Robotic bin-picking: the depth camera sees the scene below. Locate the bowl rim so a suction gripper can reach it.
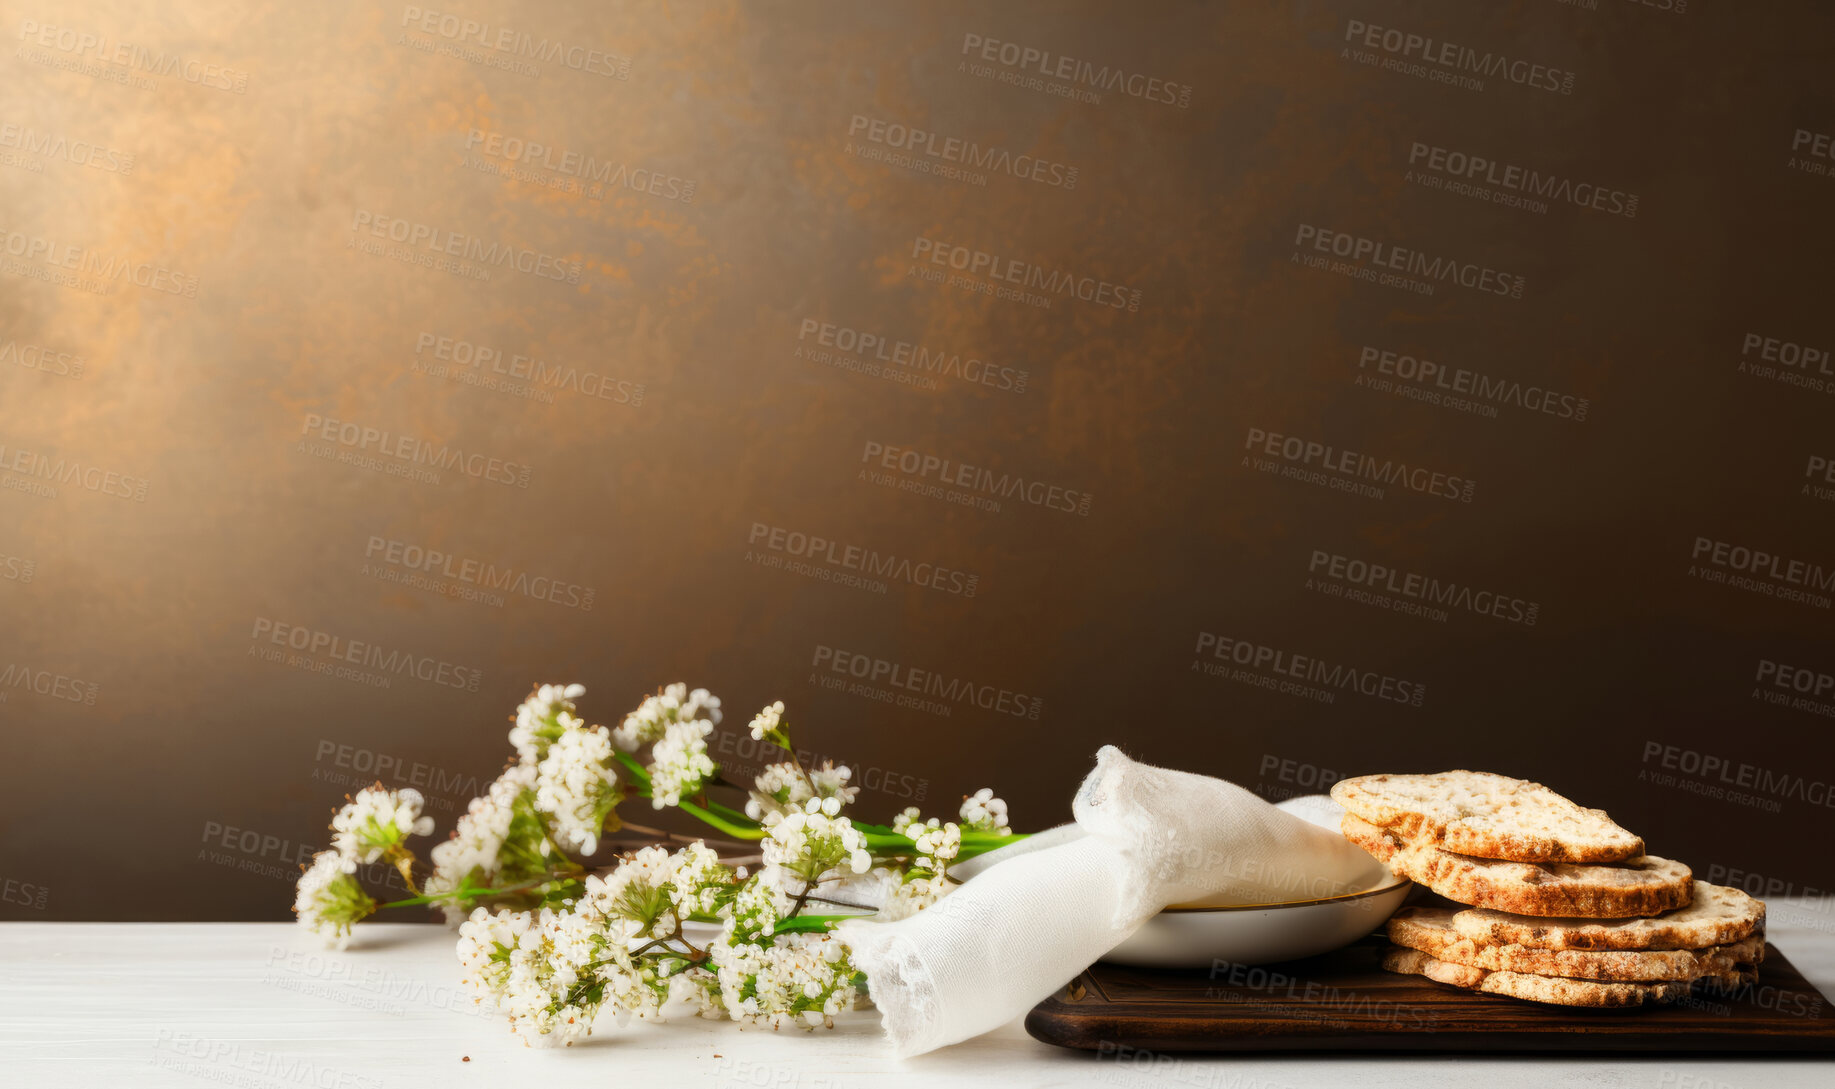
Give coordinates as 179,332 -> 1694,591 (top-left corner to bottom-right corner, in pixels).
1159,872 -> 1411,913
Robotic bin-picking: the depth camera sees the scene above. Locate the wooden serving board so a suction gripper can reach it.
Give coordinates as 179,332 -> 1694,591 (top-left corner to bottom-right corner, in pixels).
1026,936 -> 1835,1053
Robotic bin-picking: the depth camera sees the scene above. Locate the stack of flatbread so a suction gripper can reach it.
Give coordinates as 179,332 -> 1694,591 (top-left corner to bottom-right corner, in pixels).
1332,771 -> 1767,1008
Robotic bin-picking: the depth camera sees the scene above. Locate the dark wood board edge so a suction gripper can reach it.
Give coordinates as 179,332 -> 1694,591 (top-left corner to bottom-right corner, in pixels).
1026,942 -> 1835,1055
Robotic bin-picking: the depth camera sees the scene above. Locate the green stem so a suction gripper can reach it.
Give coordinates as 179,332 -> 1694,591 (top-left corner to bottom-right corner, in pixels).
700,797 -> 755,826
677,799 -> 765,841
376,873 -> 578,911
953,833 -> 1030,860
613,750 -> 650,785
773,913 -> 853,935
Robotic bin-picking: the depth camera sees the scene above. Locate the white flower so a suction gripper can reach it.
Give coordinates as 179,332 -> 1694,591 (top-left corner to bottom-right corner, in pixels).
425,765 -> 550,923
578,846 -> 680,934
647,717 -> 715,808
293,851 -> 375,949
908,817 -> 962,877
457,843 -> 741,1045
614,683 -> 720,751
707,930 -> 859,1029
458,905 -> 657,1046
760,803 -> 871,895
329,785 -> 434,864
891,806 -> 923,834
958,788 -> 1010,835
744,760 -> 859,820
875,872 -> 950,921
725,872 -> 787,945
748,700 -> 785,743
510,683 -> 586,766
535,722 -> 623,855
669,841 -> 733,919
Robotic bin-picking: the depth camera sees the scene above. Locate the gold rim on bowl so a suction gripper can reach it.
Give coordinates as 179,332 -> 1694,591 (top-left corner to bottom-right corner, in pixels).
1159,873 -> 1411,913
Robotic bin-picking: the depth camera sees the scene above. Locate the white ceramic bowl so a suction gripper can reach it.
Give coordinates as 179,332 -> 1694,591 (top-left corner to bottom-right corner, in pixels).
1101,862 -> 1411,969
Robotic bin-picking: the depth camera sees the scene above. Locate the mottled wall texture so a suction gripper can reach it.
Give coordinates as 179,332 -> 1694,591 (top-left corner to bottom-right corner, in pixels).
3,1 -> 1833,920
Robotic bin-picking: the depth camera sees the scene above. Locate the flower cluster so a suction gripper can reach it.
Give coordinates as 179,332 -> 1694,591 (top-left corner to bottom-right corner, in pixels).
745,760 -> 859,821
958,788 -> 1011,835
423,765 -> 560,923
536,722 -> 624,854
761,800 -> 873,895
456,840 -> 858,1045
615,684 -> 721,751
293,851 -> 374,949
707,931 -> 859,1030
646,717 -> 715,809
510,683 -> 586,766
330,785 -> 435,864
293,784 -> 433,943
296,682 -> 1023,1043
748,700 -> 787,745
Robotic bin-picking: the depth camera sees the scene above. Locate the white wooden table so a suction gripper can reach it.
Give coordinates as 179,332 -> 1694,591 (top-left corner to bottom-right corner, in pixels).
4,908 -> 1834,1088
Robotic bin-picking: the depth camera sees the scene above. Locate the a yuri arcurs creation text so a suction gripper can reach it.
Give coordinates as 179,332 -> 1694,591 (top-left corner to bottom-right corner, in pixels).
293,683 -> 1025,1044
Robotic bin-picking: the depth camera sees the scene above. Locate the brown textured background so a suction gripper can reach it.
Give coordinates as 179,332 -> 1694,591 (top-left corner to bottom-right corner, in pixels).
3,0 -> 1833,920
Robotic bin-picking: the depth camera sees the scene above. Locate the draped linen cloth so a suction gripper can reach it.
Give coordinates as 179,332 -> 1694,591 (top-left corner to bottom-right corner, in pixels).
836,746 -> 1374,1057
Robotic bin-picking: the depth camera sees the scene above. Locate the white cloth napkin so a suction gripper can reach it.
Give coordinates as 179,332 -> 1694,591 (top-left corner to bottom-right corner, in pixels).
836,746 -> 1375,1057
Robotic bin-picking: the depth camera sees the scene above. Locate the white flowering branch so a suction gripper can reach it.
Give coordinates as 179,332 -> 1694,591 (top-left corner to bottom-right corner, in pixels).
293,682 -> 1027,1044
